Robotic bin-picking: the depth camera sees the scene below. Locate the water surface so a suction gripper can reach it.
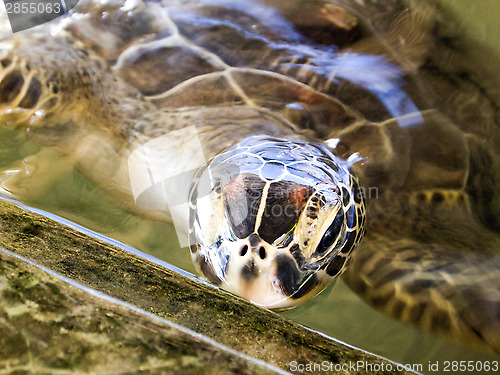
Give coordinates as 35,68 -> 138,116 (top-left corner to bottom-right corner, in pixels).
1,1 -> 500,373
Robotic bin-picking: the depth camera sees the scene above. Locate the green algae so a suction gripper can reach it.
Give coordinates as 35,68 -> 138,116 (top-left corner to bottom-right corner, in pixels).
0,198 -> 417,374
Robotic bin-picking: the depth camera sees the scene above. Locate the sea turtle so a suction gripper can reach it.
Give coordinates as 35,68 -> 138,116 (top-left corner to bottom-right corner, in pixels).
0,0 -> 499,354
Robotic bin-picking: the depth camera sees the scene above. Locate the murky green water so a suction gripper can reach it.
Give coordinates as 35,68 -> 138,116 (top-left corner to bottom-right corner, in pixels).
1,1 -> 500,374
439,0 -> 500,56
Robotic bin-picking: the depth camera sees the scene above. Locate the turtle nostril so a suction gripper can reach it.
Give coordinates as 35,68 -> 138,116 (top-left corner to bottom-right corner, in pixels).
240,245 -> 248,256
258,246 -> 266,259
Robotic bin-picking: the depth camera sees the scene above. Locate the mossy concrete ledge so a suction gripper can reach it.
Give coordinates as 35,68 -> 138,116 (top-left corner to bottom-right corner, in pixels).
0,197 -> 417,374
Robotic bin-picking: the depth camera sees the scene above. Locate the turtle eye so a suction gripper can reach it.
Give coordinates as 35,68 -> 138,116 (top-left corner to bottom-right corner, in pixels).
315,209 -> 343,255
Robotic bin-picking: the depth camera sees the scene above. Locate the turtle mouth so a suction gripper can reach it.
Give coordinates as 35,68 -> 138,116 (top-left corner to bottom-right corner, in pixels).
208,237 -> 286,308
219,239 -> 315,309
192,234 -> 328,309
241,259 -> 259,282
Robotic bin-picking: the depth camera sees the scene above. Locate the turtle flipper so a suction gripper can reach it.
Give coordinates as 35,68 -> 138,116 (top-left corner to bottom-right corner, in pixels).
344,191 -> 500,354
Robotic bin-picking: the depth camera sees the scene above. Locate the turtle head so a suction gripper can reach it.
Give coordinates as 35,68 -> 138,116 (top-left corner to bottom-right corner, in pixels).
188,136 -> 365,310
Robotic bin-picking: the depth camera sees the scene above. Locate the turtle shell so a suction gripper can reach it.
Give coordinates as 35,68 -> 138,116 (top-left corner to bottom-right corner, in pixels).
55,0 -> 499,221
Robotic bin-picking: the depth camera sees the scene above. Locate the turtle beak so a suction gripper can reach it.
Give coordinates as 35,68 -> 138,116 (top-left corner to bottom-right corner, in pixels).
192,234 -> 327,310
219,237 -> 289,308
226,260 -> 290,309
240,259 -> 259,282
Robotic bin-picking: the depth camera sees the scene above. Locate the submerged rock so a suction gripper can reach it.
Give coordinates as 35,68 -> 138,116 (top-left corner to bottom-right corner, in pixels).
0,198 -> 415,374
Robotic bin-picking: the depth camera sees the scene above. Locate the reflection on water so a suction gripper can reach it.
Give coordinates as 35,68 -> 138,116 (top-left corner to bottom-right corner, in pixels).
298,53 -> 424,128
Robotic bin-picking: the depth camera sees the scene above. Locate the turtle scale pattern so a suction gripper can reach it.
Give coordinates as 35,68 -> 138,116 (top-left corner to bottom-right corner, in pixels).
187,134 -> 366,305
0,0 -> 499,354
